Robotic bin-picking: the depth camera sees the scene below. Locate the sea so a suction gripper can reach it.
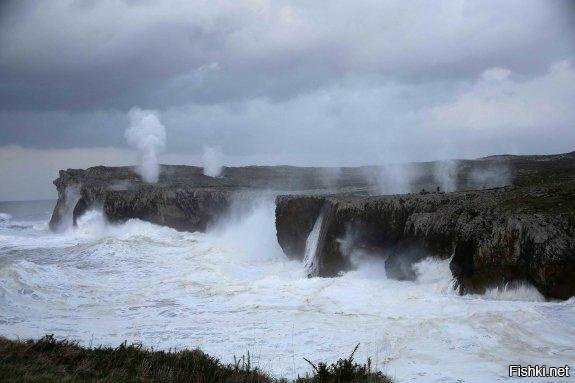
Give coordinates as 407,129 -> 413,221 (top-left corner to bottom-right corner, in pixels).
0,199 -> 573,382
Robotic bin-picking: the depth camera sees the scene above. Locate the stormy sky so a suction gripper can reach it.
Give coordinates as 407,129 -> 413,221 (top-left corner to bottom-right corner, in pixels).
1,0 -> 575,200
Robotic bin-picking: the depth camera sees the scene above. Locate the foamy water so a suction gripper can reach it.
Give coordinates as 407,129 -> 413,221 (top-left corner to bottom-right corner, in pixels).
0,200 -> 573,382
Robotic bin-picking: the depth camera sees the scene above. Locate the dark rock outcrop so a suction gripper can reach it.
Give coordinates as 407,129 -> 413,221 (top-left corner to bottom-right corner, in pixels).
276,180 -> 575,299
102,188 -> 233,232
49,151 -> 575,300
52,151 -> 563,232
275,196 -> 326,259
49,164 -> 376,232
276,152 -> 575,299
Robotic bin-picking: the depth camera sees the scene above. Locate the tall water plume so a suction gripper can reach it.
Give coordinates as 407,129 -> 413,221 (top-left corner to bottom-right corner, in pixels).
202,146 -> 223,177
433,160 -> 459,192
125,107 -> 166,183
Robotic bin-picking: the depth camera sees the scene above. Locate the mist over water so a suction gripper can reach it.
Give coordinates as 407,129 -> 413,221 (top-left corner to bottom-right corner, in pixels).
0,201 -> 574,382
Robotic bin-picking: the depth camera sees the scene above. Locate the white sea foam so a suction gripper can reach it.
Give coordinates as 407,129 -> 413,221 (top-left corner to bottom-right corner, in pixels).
0,202 -> 573,383
480,283 -> 546,302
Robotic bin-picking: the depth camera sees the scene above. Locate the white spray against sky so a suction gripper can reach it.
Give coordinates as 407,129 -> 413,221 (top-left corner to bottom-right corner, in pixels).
469,164 -> 512,189
433,160 -> 459,192
366,164 -> 417,195
125,108 -> 166,183
202,146 -> 223,177
362,158 -> 513,196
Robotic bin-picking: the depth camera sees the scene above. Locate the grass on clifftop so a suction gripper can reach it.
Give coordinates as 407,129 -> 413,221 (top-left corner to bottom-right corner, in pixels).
0,335 -> 392,383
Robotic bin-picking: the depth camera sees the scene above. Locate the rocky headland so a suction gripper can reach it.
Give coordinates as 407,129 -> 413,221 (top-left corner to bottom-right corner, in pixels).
49,152 -> 575,300
48,165 -> 375,232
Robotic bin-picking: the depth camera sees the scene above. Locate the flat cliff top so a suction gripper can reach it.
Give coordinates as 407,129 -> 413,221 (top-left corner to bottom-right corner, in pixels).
54,164 -> 375,193
53,150 -> 575,195
318,179 -> 575,215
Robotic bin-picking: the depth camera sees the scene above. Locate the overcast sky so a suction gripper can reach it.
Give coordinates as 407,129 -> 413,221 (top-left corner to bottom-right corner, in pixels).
1,0 -> 574,200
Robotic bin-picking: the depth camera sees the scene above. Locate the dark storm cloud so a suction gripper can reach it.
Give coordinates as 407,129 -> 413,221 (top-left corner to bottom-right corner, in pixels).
0,109 -> 126,147
0,0 -> 574,112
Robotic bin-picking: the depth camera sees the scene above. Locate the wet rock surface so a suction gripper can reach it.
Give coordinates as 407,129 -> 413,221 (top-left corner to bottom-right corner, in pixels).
275,152 -> 575,299
276,183 -> 575,299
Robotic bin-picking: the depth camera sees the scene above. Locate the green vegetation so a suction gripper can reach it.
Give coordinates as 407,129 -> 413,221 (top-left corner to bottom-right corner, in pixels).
0,335 -> 392,383
298,344 -> 392,383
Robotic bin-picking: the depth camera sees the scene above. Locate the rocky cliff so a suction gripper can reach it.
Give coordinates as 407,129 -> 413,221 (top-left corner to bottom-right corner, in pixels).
275,152 -> 575,300
48,164 -> 375,232
49,152 -> 575,299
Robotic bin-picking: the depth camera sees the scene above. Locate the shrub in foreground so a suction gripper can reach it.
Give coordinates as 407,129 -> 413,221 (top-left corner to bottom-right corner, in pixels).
297,344 -> 391,383
0,335 -> 392,382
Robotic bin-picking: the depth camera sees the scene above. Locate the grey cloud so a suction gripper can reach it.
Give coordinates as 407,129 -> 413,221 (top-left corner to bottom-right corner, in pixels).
0,146 -> 136,201
0,0 -> 575,201
0,0 -> 573,111
3,64 -> 573,164
0,109 -> 126,148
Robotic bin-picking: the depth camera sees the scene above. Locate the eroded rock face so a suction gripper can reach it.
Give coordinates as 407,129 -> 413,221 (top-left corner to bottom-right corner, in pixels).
275,196 -> 326,259
49,164 -> 376,232
50,167 -> 247,232
50,153 -> 575,299
276,182 -> 575,300
102,188 -> 233,232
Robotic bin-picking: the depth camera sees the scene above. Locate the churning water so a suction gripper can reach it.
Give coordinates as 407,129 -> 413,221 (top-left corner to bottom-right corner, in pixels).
0,199 -> 574,382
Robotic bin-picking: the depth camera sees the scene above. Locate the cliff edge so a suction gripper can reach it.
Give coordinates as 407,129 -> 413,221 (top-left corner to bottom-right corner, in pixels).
275,152 -> 575,300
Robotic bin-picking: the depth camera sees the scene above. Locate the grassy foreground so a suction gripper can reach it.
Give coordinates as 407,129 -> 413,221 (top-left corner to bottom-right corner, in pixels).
0,335 -> 392,383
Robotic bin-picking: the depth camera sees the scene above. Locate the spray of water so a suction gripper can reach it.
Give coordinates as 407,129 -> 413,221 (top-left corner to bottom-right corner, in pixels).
318,167 -> 342,189
303,213 -> 323,277
481,282 -> 545,301
469,163 -> 511,189
202,146 -> 223,177
125,107 -> 166,183
363,163 -> 417,195
433,160 -> 459,192
51,186 -> 80,233
206,197 -> 285,262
